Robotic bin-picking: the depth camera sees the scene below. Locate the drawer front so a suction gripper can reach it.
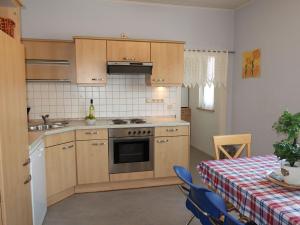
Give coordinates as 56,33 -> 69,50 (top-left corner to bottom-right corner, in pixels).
155,126 -> 189,137
76,129 -> 108,140
44,131 -> 75,147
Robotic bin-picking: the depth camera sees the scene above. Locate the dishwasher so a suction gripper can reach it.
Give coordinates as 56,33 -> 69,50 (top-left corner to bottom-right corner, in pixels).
30,141 -> 47,225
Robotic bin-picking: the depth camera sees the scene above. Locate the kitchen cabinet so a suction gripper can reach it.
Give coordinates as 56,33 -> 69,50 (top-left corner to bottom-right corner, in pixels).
148,42 -> 184,86
76,140 -> 109,184
23,39 -> 75,81
45,142 -> 76,199
0,31 -> 33,225
154,126 -> 189,178
107,40 -> 150,62
75,39 -> 107,84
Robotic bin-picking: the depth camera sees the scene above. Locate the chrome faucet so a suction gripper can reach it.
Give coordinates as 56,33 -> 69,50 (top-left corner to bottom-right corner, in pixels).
41,114 -> 49,125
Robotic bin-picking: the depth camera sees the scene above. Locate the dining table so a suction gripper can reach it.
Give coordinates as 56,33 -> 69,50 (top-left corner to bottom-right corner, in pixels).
197,155 -> 300,225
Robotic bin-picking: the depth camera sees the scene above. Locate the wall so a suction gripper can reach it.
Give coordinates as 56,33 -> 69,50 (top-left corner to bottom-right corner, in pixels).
233,0 -> 300,155
22,0 -> 235,153
189,84 -> 228,156
21,0 -> 234,50
27,76 -> 179,119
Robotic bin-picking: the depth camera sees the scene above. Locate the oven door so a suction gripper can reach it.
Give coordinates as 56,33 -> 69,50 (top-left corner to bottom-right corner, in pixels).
109,136 -> 153,174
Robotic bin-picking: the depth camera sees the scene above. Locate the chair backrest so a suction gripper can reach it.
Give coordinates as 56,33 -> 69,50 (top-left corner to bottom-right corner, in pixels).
173,166 -> 223,225
213,134 -> 252,160
204,192 -> 244,225
173,165 -> 193,185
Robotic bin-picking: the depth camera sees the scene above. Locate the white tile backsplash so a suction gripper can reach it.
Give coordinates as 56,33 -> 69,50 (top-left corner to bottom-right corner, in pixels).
27,75 -> 181,120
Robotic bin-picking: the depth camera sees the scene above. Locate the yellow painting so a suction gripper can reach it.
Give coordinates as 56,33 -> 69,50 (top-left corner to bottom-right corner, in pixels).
242,49 -> 261,78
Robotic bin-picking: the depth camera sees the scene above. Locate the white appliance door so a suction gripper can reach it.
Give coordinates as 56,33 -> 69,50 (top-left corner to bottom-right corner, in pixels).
30,142 -> 47,225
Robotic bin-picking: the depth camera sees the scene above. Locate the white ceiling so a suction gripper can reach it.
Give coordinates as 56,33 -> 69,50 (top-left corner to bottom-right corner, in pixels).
118,0 -> 250,9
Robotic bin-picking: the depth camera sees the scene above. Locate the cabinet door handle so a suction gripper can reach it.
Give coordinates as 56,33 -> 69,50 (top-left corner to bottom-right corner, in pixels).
24,175 -> 32,184
157,139 -> 168,143
123,57 -> 128,60
62,145 -> 74,150
92,142 -> 105,146
166,128 -> 178,132
91,78 -> 104,81
85,131 -> 98,135
22,158 -> 31,167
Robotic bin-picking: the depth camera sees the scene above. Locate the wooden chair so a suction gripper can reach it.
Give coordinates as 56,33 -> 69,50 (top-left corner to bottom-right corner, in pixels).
213,134 -> 252,160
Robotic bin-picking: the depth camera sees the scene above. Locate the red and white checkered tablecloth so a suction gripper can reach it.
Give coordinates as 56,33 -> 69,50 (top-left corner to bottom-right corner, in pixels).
197,155 -> 300,225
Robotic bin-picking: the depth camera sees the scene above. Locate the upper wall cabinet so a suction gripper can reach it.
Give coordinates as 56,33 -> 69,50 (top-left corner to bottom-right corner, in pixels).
75,39 -> 107,85
107,40 -> 150,62
148,42 -> 184,86
23,40 -> 75,81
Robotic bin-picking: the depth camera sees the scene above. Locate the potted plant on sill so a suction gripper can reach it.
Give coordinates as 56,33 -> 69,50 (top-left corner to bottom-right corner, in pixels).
273,110 -> 300,185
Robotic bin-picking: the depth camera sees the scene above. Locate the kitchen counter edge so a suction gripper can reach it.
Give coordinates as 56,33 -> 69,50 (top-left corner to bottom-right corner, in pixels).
28,120 -> 190,150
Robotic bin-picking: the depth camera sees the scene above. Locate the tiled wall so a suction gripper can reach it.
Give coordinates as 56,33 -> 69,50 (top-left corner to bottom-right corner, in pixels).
27,75 -> 181,120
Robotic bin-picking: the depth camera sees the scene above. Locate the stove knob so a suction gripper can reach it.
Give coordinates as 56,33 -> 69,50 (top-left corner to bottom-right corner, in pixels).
128,131 -> 132,135
133,131 -> 136,135
147,130 -> 151,134
138,131 -> 141,134
143,131 -> 146,134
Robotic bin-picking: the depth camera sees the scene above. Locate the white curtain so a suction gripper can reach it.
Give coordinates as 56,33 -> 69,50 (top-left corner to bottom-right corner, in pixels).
183,51 -> 228,88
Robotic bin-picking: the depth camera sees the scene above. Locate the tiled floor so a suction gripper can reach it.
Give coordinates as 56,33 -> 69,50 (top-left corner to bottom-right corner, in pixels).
43,147 -> 212,225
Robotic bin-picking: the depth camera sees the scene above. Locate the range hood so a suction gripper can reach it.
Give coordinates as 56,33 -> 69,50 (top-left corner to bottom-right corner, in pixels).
107,61 -> 153,75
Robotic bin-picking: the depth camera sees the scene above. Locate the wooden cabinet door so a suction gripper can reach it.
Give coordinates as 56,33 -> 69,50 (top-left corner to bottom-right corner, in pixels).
154,136 -> 189,178
45,142 -> 76,198
23,40 -> 74,81
76,140 -> 109,185
75,39 -> 107,84
107,40 -> 150,62
0,31 -> 33,225
150,43 -> 184,86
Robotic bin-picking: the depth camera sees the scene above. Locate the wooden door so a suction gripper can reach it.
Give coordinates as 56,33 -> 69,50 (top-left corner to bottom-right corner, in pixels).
154,136 -> 189,178
45,142 -> 76,198
75,39 -> 107,84
76,140 -> 109,185
107,40 -> 150,62
0,31 -> 33,225
150,42 -> 184,86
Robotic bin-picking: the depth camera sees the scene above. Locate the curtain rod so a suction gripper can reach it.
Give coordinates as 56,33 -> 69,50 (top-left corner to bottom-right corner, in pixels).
185,49 -> 235,54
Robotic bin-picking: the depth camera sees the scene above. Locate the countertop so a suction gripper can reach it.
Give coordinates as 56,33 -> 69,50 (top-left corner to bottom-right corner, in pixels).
28,117 -> 190,151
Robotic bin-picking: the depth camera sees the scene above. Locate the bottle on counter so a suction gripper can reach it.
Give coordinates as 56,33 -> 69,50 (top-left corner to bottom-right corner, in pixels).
85,99 -> 96,126
88,99 -> 95,119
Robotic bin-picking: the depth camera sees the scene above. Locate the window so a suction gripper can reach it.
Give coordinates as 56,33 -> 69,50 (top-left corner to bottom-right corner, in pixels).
199,57 -> 215,110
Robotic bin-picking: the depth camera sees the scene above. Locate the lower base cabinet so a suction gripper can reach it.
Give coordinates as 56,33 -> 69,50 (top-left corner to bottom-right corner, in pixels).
76,140 -> 109,185
154,136 -> 189,178
45,142 -> 76,198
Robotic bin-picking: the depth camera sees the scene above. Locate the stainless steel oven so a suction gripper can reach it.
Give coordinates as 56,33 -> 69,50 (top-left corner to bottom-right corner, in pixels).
108,127 -> 154,174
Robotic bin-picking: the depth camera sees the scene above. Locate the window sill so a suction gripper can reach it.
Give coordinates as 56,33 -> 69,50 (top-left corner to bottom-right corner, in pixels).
197,107 -> 215,113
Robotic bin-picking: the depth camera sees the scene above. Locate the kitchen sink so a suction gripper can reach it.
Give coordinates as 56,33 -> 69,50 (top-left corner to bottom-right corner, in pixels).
28,121 -> 69,131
